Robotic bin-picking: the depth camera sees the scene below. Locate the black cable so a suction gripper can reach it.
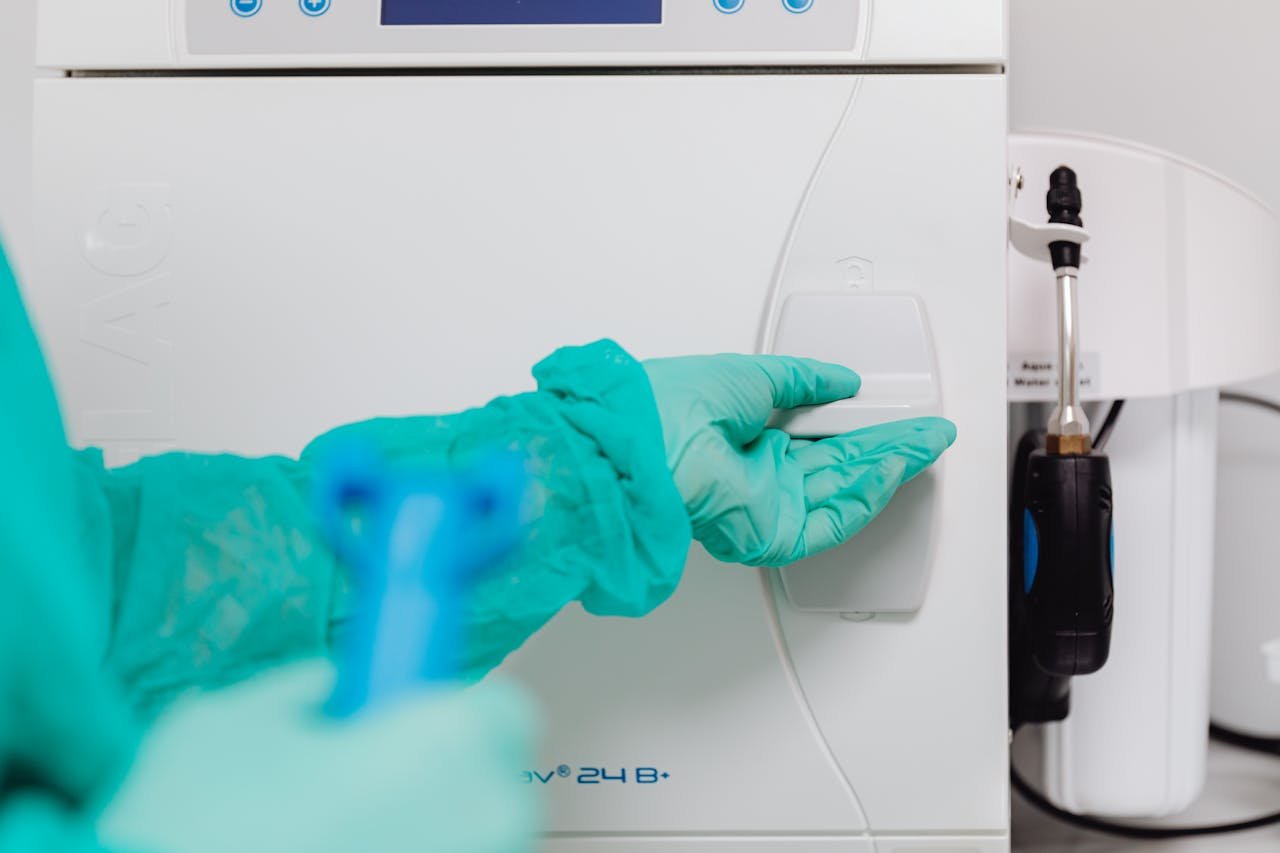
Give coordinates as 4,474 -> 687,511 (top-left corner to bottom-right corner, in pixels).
1011,763 -> 1280,840
1211,722 -> 1280,757
1222,391 -> 1280,418
1092,388 -> 1280,454
1093,400 -> 1125,451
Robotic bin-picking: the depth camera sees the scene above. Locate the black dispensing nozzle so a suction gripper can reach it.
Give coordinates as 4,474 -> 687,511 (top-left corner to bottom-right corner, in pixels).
1046,166 -> 1083,270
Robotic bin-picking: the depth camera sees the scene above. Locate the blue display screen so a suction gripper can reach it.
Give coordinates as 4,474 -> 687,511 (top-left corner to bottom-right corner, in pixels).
382,0 -> 663,25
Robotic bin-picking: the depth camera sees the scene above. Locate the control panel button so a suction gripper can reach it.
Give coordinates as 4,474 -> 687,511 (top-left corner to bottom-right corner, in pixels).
299,0 -> 332,16
230,0 -> 262,18
712,0 -> 745,12
782,0 -> 814,12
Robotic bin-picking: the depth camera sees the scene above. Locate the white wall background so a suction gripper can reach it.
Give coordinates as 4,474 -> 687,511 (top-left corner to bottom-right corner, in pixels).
0,0 -> 36,279
1012,0 -> 1280,209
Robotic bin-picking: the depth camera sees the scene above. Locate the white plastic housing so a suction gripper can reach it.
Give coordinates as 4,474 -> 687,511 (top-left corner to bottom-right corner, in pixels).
1041,391 -> 1218,818
36,0 -> 1005,70
29,71 -> 1009,850
1265,639 -> 1280,686
1213,377 -> 1280,737
1009,132 -> 1280,401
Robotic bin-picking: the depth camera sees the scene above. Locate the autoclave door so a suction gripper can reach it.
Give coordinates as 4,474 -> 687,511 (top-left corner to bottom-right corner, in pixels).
31,72 -> 1009,850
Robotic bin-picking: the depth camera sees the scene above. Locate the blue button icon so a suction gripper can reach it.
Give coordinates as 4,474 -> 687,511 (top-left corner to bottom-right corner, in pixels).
713,0 -> 745,12
300,0 -> 331,16
230,0 -> 262,17
782,0 -> 814,12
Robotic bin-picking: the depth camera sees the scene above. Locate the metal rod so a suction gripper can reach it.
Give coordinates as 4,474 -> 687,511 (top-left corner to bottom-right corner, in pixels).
1047,269 -> 1091,454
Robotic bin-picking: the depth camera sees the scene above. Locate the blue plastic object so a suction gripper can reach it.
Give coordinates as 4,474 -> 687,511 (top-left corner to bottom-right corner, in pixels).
1023,509 -> 1040,595
1109,527 -> 1115,577
314,445 -> 527,718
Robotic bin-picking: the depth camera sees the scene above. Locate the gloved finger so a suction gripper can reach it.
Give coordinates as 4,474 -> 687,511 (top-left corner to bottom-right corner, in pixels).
798,455 -> 911,560
696,430 -> 800,566
793,417 -> 956,474
718,357 -> 862,447
801,422 -> 955,508
748,356 -> 861,411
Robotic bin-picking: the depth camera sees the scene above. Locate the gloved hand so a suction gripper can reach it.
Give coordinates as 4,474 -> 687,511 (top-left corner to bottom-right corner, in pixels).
644,355 -> 957,567
97,660 -> 539,853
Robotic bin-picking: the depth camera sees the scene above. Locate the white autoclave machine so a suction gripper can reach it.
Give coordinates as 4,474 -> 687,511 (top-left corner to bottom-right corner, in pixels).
28,1 -> 1011,850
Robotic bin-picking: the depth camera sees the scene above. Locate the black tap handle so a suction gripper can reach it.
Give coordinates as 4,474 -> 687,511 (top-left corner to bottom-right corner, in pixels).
1022,449 -> 1115,676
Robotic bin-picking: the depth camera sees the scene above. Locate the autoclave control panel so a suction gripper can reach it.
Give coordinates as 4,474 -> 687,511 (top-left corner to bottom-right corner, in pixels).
189,0 -> 861,57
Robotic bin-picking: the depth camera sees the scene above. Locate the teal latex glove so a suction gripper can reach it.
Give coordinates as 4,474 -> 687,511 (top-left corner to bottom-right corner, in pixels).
98,660 -> 539,853
644,355 -> 957,566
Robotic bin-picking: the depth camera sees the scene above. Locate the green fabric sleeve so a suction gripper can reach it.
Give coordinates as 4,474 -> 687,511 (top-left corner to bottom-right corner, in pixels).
0,242 -> 136,816
88,340 -> 691,715
0,797 -> 114,853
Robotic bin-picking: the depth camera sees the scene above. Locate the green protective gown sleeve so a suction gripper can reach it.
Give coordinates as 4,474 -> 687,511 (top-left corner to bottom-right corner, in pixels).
83,340 -> 694,716
0,242 -> 135,847
0,797 -> 110,853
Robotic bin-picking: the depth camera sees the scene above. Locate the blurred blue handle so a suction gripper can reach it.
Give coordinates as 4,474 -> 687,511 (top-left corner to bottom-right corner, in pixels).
313,445 -> 526,717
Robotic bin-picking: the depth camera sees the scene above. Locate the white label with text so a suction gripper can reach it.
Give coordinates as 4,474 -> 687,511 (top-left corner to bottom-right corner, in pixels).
1008,352 -> 1102,401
